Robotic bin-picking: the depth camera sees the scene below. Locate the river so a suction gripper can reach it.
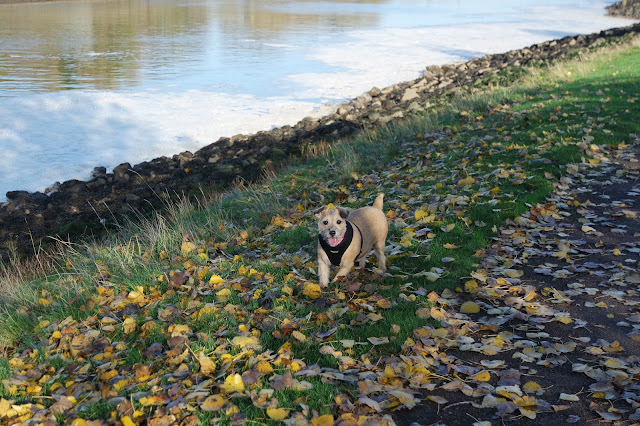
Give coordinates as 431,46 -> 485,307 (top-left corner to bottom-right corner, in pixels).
0,0 -> 633,199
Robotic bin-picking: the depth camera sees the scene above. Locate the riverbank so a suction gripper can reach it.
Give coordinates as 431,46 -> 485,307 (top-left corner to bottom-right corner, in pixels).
0,32 -> 638,424
1,22 -> 639,262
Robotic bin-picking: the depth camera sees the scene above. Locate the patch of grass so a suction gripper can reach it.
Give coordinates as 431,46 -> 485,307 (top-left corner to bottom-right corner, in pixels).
272,227 -> 314,254
0,357 -> 10,398
77,398 -> 114,420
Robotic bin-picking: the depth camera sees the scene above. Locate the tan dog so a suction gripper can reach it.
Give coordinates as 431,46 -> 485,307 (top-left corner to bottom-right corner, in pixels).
314,193 -> 388,287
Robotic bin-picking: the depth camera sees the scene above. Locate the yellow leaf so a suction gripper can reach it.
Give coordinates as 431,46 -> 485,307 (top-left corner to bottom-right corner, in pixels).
169,324 -> 191,337
603,358 -> 625,368
559,393 -> 579,402
464,280 -> 478,294
504,269 -> 523,278
198,353 -> 216,376
231,335 -> 261,349
120,416 -> 135,426
367,336 -> 389,346
201,394 -> 226,411
520,407 -> 536,420
443,243 -> 460,249
581,225 -> 596,233
27,385 -> 42,393
181,240 -> 197,255
554,316 -> 573,325
303,283 -> 322,300
101,369 -> 118,382
471,270 -> 488,282
51,330 -> 62,339
70,420 -> 88,426
424,214 -> 436,223
222,374 -> 245,393
123,317 -> 136,334
441,223 -> 455,232
266,407 -> 290,420
138,395 -> 168,406
0,399 -> 10,417
311,414 -> 334,426
470,370 -> 491,382
427,395 -> 448,405
376,299 -> 392,309
209,275 -> 225,284
613,248 -> 621,256
457,176 -> 475,186
430,307 -> 446,321
460,301 -> 480,314
216,288 -> 232,302
384,365 -> 396,378
292,330 -> 306,342
415,209 -> 427,221
255,361 -> 274,374
522,381 -> 543,394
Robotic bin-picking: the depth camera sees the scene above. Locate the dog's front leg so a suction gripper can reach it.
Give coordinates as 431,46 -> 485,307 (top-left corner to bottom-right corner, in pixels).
332,260 -> 354,282
318,258 -> 330,287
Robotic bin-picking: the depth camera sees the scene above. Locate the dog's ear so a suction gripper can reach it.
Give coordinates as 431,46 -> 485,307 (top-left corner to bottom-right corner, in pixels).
337,207 -> 349,219
313,206 -> 327,217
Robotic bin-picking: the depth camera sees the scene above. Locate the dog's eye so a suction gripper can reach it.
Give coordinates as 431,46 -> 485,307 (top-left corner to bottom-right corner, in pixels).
323,220 -> 328,225
337,220 -> 342,224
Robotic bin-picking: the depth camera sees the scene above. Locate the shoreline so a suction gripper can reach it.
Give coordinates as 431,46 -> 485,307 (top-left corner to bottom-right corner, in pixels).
1,22 -> 639,261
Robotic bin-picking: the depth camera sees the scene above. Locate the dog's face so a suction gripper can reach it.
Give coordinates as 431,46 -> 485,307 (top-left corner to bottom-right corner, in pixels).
315,206 -> 349,247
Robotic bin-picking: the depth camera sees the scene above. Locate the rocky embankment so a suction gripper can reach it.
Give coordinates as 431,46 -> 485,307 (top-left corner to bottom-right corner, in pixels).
607,0 -> 640,19
2,23 -> 639,261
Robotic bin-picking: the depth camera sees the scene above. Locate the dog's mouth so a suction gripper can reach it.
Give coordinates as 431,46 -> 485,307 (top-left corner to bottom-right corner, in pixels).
327,234 -> 345,247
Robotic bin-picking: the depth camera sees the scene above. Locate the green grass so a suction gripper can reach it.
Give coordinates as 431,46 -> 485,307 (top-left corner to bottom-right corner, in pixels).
0,34 -> 638,424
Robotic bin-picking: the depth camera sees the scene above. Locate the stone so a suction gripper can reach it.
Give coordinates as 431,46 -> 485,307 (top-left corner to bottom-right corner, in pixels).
91,167 -> 107,178
86,178 -> 107,191
44,182 -> 61,194
425,65 -> 441,75
6,190 -> 30,201
113,163 -> 132,181
401,88 -> 419,103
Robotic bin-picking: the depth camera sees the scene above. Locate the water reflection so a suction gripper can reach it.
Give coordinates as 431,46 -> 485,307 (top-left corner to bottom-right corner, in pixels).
0,0 -> 385,95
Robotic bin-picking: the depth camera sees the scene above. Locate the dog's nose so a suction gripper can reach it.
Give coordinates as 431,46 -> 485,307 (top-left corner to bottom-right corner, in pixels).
329,230 -> 336,236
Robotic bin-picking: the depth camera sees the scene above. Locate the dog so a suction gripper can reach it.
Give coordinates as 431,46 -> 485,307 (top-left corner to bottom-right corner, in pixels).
314,193 -> 388,287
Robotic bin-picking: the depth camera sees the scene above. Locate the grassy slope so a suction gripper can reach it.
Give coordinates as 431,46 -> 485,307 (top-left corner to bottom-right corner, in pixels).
0,36 -> 638,424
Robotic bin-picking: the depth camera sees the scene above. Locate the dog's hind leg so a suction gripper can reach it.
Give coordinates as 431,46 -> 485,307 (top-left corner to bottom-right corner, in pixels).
374,240 -> 387,272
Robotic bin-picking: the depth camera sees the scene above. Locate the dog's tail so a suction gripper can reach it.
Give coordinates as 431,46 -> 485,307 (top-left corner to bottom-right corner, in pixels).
372,193 -> 384,210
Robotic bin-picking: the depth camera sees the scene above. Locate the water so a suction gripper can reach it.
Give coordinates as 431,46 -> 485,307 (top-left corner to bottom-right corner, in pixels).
0,0 -> 633,200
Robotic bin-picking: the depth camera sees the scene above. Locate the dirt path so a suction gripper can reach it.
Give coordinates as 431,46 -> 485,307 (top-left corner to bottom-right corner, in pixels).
394,142 -> 640,425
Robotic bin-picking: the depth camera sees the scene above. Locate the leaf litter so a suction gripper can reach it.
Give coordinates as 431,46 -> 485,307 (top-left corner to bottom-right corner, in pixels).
0,47 -> 639,426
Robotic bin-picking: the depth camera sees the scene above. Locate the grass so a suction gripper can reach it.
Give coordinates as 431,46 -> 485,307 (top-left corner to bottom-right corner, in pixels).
0,34 -> 638,423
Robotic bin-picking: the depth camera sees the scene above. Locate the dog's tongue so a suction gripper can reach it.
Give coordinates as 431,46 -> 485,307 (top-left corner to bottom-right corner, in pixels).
328,234 -> 344,247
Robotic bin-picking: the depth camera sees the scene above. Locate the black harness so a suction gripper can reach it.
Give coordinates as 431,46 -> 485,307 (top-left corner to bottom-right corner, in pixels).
319,221 -> 363,266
